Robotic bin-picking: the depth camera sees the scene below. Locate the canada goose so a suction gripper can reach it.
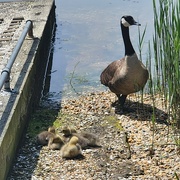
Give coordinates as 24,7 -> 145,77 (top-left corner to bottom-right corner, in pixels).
36,127 -> 56,145
48,134 -> 65,150
100,15 -> 149,111
61,127 -> 99,148
60,136 -> 82,158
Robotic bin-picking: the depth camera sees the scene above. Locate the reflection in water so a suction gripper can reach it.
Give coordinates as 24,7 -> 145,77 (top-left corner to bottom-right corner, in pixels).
46,0 -> 153,102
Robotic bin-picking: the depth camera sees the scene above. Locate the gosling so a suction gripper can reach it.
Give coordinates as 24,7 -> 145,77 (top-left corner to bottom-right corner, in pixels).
48,134 -> 64,150
60,136 -> 82,158
36,126 -> 56,145
61,126 -> 99,149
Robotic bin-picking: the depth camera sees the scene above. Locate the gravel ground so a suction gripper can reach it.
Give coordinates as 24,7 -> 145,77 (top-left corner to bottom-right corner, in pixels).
8,91 -> 180,180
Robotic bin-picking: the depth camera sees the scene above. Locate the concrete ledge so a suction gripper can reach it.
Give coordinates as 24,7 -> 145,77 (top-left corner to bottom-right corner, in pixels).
0,0 -> 55,179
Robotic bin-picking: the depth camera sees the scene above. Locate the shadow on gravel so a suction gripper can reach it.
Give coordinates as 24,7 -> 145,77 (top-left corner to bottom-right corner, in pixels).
112,99 -> 169,125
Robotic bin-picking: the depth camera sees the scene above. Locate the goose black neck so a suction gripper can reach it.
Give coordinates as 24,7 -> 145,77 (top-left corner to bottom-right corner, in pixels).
121,24 -> 135,56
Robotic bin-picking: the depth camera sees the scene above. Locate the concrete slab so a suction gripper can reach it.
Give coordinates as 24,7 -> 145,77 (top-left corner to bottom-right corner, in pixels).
0,0 -> 55,179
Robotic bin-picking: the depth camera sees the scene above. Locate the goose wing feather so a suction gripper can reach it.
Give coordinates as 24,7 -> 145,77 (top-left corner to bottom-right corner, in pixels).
100,58 -> 124,86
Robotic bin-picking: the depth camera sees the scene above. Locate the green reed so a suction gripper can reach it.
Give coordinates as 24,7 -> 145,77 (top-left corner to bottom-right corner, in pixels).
152,0 -> 180,128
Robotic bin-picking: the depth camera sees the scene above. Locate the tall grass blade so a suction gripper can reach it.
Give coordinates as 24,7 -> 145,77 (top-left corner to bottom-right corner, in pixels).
151,0 -> 180,128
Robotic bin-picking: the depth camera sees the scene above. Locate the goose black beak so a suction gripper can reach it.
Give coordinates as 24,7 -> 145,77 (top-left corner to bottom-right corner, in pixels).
134,21 -> 141,26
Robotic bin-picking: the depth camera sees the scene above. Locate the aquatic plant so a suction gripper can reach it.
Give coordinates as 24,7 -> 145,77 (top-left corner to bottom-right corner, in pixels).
152,0 -> 180,128
137,0 -> 180,156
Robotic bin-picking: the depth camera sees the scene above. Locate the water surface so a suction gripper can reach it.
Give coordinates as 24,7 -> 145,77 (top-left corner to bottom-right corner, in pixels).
46,0 -> 153,101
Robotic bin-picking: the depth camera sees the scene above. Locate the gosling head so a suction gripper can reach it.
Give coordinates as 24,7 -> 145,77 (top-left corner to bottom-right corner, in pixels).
70,136 -> 79,145
48,126 -> 55,134
121,15 -> 141,27
61,126 -> 77,136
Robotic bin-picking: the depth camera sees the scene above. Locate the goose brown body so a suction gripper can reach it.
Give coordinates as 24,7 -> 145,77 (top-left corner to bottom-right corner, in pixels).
100,53 -> 149,95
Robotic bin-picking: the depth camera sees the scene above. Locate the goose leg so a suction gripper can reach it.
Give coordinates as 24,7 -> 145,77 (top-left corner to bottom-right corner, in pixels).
116,94 -> 127,113
118,95 -> 127,108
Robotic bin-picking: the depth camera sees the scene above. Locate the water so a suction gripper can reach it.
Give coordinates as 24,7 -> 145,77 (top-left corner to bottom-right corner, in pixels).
45,0 -> 153,100
44,0 -> 154,102
0,0 -> 154,102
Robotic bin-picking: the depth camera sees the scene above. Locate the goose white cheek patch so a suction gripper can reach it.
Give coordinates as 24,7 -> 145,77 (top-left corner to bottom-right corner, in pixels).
121,18 -> 130,27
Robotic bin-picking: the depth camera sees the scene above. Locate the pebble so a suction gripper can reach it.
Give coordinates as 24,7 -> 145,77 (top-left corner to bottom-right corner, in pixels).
8,91 -> 180,179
